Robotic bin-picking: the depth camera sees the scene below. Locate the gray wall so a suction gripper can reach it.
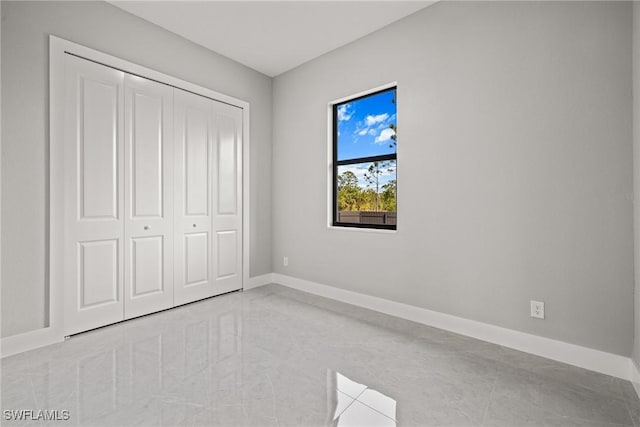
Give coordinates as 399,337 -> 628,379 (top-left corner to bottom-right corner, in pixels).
634,0 -> 640,367
1,1 -> 273,337
272,1 -> 634,355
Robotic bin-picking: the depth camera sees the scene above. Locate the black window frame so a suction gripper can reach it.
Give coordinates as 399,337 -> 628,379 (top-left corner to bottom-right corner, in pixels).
332,87 -> 397,230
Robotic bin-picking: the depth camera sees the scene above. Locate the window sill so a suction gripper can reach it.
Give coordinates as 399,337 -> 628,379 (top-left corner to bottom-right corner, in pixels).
327,225 -> 397,234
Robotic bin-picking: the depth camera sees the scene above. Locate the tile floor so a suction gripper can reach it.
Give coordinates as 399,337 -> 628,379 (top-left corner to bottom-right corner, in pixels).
1,284 -> 639,426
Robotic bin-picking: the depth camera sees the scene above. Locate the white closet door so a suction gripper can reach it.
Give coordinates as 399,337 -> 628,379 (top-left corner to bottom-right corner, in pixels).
63,55 -> 125,335
211,102 -> 243,294
123,75 -> 174,319
173,89 -> 214,305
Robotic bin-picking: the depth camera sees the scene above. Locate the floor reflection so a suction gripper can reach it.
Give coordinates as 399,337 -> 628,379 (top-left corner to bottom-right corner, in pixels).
1,285 -> 636,426
328,370 -> 397,426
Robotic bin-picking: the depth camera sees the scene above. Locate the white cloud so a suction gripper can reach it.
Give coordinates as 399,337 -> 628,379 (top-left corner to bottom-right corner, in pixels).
375,127 -> 396,144
355,113 -> 394,137
365,113 -> 389,126
337,104 -> 354,121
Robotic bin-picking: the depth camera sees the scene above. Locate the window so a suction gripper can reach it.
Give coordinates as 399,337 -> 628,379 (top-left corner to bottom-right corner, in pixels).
332,87 -> 397,230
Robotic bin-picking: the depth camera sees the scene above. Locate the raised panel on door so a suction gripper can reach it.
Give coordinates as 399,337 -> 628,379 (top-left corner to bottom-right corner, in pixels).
80,80 -> 119,220
185,232 -> 209,286
130,236 -> 164,297
185,108 -> 209,216
79,240 -> 119,308
216,231 -> 237,279
124,75 -> 174,319
174,89 -> 214,305
64,54 -> 125,336
211,102 -> 243,294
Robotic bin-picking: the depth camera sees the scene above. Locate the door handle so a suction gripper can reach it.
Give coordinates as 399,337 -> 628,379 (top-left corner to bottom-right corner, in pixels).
192,224 -> 197,228
144,226 -> 150,230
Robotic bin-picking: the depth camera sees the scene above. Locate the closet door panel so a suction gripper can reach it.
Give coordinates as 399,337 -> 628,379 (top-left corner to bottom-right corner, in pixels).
216,230 -> 237,279
131,92 -> 163,217
79,240 -> 119,307
64,55 -> 125,335
211,102 -> 243,292
174,90 -> 213,305
185,108 -> 209,216
216,114 -> 238,215
80,80 -> 120,219
130,236 -> 164,297
124,75 -> 174,319
185,232 -> 209,285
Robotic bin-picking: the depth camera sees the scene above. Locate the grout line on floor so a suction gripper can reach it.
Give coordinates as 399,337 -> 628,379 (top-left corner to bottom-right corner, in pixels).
352,387 -> 397,422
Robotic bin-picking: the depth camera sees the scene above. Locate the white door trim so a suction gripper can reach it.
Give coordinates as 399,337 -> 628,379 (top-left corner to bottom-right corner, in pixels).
0,35 -> 251,357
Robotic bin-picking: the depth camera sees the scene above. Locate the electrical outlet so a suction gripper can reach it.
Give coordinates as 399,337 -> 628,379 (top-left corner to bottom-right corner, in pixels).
530,300 -> 545,319
283,257 -> 288,267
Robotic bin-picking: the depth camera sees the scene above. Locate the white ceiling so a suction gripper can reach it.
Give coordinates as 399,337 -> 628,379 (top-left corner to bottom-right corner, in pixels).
109,1 -> 435,77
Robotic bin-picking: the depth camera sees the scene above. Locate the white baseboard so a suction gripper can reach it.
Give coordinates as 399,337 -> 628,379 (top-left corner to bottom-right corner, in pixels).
244,273 -> 274,290
630,359 -> 640,399
271,273 -> 632,381
1,327 -> 64,358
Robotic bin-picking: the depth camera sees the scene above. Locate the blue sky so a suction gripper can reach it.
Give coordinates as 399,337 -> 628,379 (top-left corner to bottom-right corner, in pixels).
336,88 -> 396,161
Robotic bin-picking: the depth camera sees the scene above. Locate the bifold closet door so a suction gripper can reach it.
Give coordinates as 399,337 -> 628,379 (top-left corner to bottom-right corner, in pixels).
62,52 -> 243,335
173,90 -> 243,306
173,90 -> 214,305
63,55 -> 125,336
123,75 -> 174,319
211,101 -> 243,294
